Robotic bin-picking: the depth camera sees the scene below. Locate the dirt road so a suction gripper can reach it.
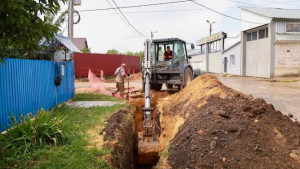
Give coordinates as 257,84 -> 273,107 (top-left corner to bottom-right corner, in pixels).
217,75 -> 300,120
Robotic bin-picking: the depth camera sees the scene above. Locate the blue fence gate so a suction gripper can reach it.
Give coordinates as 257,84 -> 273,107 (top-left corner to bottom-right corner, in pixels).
0,58 -> 75,131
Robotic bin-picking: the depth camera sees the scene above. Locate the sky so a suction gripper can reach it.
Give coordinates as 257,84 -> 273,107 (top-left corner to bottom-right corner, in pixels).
59,0 -> 300,53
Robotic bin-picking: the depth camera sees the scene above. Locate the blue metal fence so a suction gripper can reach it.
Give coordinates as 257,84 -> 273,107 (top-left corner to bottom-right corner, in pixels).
0,58 -> 75,131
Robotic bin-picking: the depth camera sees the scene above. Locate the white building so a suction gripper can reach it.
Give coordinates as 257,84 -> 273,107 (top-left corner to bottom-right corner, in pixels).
241,7 -> 300,78
222,41 -> 241,75
190,32 -> 227,74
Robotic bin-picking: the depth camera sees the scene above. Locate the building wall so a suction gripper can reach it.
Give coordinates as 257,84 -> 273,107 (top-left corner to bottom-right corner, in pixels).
241,9 -> 271,31
275,21 -> 285,33
222,43 -> 241,75
74,53 -> 140,77
190,54 -> 206,73
275,43 -> 300,76
245,37 -> 271,78
208,52 -> 222,73
0,59 -> 75,131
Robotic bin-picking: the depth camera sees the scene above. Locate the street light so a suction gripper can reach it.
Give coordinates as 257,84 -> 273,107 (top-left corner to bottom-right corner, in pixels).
151,31 -> 158,40
206,20 -> 215,36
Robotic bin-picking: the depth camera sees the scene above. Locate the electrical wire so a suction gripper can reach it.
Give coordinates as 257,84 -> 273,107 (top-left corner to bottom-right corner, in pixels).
191,0 -> 263,24
105,0 -> 131,32
110,0 -> 147,37
227,34 -> 241,39
228,0 -> 300,7
78,0 -> 193,12
227,0 -> 260,6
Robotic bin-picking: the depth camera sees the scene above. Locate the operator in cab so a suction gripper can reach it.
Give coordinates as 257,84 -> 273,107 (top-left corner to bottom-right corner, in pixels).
164,46 -> 173,61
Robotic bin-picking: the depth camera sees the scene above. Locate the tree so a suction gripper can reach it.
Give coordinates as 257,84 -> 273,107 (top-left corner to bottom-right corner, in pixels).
0,0 -> 67,62
81,47 -> 91,53
45,10 -> 68,34
106,49 -> 120,54
123,50 -> 144,70
125,51 -> 134,56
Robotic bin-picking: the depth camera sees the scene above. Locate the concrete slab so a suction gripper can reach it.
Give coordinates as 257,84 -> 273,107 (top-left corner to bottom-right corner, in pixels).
66,101 -> 120,108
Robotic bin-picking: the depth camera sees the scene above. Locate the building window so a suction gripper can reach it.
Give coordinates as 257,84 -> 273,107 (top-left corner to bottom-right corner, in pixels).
286,23 -> 300,33
209,40 -> 221,53
252,31 -> 257,40
247,33 -> 251,41
247,28 -> 268,41
230,55 -> 235,66
259,28 -> 268,39
200,44 -> 206,54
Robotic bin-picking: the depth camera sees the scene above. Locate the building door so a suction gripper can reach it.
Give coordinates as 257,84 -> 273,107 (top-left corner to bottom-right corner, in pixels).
245,29 -> 270,78
224,57 -> 227,73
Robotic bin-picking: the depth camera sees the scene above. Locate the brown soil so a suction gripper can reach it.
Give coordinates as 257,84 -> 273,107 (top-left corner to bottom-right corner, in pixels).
156,74 -> 300,169
102,107 -> 136,169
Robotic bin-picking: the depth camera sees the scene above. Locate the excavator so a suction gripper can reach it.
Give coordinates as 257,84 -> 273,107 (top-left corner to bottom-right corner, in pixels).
142,38 -> 196,138
138,38 -> 196,165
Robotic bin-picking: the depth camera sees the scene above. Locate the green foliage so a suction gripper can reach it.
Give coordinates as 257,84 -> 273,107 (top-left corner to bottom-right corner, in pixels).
0,0 -> 67,61
0,109 -> 68,156
81,47 -> 92,53
106,49 -> 144,70
0,97 -> 126,169
106,49 -> 120,54
45,9 -> 68,34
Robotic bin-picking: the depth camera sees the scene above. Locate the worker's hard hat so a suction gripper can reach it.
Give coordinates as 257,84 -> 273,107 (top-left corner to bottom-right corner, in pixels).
121,63 -> 126,66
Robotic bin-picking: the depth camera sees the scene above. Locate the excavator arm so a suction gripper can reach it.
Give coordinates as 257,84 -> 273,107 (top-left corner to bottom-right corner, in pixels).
143,39 -> 154,137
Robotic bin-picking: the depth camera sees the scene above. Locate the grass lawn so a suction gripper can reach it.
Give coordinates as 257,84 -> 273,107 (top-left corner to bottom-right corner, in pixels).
73,93 -> 121,102
0,95 -> 126,169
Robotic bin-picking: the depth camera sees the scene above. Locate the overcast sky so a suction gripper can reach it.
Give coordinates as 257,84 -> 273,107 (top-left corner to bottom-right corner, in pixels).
59,0 -> 300,53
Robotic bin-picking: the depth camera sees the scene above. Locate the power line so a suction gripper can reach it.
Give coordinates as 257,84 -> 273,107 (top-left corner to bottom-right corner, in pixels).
105,0 -> 133,34
191,0 -> 263,24
110,0 -> 147,37
227,34 -> 241,39
78,0 -> 193,12
84,6 -> 240,15
227,0 -> 260,6
229,0 -> 300,7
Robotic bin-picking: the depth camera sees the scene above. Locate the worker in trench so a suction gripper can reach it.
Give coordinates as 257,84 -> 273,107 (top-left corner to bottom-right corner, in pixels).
113,63 -> 127,98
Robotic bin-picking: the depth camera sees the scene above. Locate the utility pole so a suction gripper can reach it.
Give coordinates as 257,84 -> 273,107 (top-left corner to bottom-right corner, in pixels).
68,0 -> 74,41
206,20 -> 215,36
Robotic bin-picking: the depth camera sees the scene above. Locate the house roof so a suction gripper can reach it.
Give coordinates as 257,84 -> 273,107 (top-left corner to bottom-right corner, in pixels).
55,34 -> 81,53
73,38 -> 88,50
241,7 -> 300,20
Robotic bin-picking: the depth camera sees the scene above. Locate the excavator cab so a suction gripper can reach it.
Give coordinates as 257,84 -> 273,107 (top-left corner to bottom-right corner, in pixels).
151,39 -> 190,68
143,38 -> 195,91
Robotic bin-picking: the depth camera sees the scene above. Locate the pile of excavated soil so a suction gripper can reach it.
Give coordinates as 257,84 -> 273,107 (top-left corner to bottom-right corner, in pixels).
157,74 -> 300,169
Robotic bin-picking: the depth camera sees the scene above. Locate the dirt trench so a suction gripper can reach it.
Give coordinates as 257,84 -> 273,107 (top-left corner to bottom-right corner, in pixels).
101,90 -> 174,169
103,74 -> 300,169
130,90 -> 174,168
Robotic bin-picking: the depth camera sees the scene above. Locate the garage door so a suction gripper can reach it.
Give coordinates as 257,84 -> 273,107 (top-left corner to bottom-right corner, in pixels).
245,31 -> 270,78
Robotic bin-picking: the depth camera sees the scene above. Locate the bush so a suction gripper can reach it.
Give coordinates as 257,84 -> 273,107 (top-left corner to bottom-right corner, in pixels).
0,109 -> 69,155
